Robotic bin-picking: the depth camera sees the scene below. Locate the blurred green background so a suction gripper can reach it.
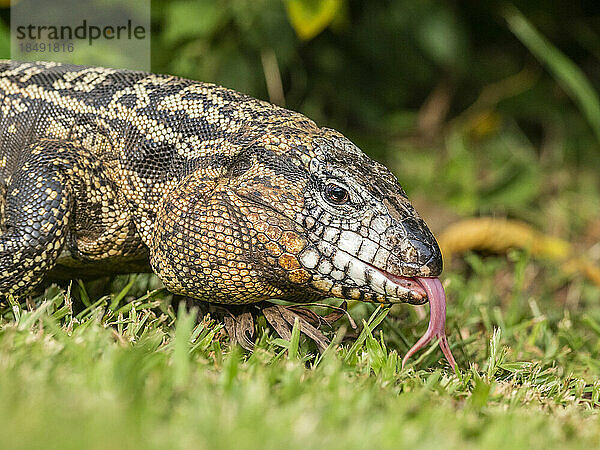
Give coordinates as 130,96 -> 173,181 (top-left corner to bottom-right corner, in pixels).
0,0 -> 598,242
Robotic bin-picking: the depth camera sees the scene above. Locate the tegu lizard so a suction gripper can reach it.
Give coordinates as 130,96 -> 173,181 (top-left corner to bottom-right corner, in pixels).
0,60 -> 455,369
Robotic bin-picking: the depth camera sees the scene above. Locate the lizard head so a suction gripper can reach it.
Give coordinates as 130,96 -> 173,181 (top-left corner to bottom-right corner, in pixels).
151,123 -> 441,305
291,128 -> 443,304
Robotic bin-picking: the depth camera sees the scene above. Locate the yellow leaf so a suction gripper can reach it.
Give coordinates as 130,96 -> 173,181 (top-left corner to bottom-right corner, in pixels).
438,218 -> 570,261
286,0 -> 342,41
438,217 -> 600,288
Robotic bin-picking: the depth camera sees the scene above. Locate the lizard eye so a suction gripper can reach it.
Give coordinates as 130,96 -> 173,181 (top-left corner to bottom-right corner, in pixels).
324,183 -> 350,205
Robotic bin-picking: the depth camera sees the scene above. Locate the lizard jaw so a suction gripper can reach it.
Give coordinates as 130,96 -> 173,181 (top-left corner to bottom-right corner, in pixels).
305,241 -> 432,304
306,247 -> 457,370
364,262 -> 428,303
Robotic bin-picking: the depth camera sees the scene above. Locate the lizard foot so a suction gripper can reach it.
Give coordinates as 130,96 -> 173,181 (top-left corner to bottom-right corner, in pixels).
261,302 -> 354,353
191,300 -> 353,352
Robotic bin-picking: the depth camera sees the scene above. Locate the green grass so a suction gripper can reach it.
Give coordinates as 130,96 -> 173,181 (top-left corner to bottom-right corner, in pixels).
1,246 -> 600,449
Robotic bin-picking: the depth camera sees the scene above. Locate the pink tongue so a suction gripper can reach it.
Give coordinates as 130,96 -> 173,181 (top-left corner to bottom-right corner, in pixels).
401,277 -> 457,372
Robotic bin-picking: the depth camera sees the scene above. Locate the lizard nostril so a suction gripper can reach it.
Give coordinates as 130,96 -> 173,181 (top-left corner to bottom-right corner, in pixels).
400,218 -> 443,273
409,238 -> 443,275
410,238 -> 433,265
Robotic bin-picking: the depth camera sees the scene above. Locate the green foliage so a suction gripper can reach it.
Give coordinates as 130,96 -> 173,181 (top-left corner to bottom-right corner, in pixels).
505,7 -> 600,146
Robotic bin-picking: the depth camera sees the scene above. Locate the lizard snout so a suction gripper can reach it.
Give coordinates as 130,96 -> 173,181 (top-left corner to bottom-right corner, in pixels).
385,217 -> 443,278
406,236 -> 443,276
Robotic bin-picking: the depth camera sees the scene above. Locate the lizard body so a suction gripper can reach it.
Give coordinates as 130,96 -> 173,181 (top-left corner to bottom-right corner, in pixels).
0,60 -> 442,307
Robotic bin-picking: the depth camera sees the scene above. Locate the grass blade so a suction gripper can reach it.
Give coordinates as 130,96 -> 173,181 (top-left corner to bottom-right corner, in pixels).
505,7 -> 600,145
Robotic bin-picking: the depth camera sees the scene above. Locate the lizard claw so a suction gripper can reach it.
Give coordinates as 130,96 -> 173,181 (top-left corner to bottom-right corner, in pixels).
194,300 -> 351,353
262,304 -> 331,352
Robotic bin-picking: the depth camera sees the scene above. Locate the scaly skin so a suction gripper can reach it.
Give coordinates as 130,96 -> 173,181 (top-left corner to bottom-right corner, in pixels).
0,60 -> 443,307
